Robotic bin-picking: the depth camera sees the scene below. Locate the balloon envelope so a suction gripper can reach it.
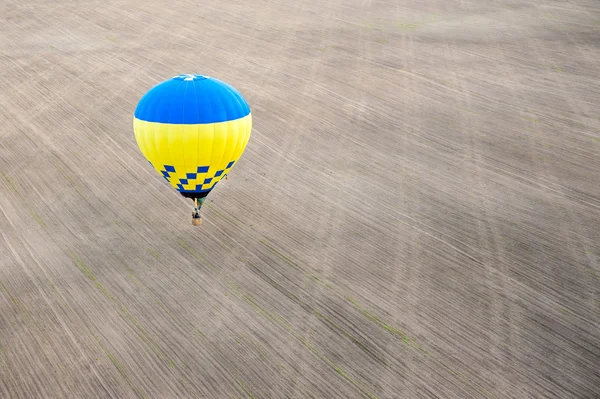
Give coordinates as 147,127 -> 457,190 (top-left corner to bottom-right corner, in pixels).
133,74 -> 252,199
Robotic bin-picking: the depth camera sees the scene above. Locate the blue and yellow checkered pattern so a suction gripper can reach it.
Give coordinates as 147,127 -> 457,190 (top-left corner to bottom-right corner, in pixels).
157,161 -> 236,193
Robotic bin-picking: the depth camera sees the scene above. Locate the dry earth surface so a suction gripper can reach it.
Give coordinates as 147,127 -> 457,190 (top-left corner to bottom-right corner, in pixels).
1,0 -> 599,398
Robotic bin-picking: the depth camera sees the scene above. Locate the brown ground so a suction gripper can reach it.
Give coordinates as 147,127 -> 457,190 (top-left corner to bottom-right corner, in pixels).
1,0 -> 599,398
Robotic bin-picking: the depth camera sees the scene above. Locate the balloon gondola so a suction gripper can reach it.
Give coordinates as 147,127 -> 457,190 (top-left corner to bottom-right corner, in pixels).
133,74 -> 252,225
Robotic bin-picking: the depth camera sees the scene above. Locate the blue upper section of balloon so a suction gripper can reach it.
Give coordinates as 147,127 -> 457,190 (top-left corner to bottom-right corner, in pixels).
134,74 -> 250,124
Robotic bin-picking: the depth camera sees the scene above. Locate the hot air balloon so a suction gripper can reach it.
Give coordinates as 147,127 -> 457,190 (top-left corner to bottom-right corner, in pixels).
133,74 -> 252,225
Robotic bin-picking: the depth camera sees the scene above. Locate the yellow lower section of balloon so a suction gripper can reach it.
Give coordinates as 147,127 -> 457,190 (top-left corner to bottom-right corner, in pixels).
133,113 -> 252,193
